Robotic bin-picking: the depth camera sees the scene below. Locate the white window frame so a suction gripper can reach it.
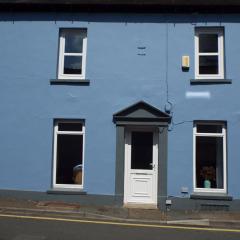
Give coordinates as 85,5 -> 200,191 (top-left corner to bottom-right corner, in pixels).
58,29 -> 87,80
195,27 -> 224,79
53,120 -> 85,189
193,122 -> 227,194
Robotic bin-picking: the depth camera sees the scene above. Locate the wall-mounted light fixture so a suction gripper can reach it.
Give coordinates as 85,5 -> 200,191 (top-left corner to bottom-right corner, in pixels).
182,55 -> 190,70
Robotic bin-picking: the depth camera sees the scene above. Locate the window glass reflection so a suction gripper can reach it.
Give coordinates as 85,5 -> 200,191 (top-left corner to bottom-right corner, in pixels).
199,34 -> 218,53
65,31 -> 83,53
64,56 -> 82,74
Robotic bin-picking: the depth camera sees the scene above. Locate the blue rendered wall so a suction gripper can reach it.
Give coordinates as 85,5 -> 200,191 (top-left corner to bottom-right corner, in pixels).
0,13 -> 240,198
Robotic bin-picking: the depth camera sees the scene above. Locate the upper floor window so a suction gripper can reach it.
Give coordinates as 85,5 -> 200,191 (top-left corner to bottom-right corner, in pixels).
58,29 -> 87,80
195,27 -> 224,79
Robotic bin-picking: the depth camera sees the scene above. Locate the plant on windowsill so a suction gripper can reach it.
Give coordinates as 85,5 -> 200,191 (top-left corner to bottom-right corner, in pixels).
200,166 -> 216,188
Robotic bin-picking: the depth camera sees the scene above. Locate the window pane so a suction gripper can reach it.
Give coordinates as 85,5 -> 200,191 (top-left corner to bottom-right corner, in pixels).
65,31 -> 84,53
199,56 -> 218,74
58,122 -> 83,132
131,132 -> 153,170
197,124 -> 222,133
56,134 -> 83,185
196,136 -> 224,189
64,56 -> 82,75
199,34 -> 218,53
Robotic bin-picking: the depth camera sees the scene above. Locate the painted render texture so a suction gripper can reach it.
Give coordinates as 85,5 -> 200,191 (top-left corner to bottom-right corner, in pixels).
0,12 -> 239,202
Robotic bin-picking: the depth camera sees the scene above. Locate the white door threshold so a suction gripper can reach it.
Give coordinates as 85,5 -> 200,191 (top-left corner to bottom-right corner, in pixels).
123,203 -> 158,209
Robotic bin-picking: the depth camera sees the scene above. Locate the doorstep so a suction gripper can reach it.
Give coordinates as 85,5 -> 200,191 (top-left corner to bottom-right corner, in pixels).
123,203 -> 158,209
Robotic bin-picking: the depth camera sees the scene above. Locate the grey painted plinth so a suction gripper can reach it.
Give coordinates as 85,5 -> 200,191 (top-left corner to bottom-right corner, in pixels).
0,189 -> 115,206
167,196 -> 240,211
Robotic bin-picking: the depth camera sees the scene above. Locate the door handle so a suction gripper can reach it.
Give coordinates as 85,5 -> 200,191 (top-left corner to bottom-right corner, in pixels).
149,163 -> 156,170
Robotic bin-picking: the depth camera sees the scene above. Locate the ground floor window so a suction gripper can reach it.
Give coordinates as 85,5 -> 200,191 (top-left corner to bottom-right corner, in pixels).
53,120 -> 85,189
193,122 -> 227,193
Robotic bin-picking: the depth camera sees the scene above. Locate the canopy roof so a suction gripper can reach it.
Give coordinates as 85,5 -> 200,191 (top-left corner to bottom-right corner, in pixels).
113,101 -> 171,124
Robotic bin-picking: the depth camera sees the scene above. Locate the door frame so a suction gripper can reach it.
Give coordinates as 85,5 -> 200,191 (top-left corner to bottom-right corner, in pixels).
123,127 -> 158,206
113,101 -> 171,209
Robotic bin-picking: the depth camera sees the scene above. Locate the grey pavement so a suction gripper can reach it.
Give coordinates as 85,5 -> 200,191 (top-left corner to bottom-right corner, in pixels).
0,197 -> 240,229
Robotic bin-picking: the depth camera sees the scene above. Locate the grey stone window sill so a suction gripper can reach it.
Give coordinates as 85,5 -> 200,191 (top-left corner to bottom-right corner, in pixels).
50,79 -> 90,85
190,79 -> 232,85
190,193 -> 232,201
47,189 -> 87,195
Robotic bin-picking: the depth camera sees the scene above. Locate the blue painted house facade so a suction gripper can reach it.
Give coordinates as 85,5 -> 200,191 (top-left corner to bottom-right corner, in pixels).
1,0 -> 240,210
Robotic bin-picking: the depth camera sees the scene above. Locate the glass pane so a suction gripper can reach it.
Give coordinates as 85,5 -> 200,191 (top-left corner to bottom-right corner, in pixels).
196,136 -> 224,189
58,122 -> 83,132
197,124 -> 222,133
64,56 -> 82,75
199,56 -> 218,74
199,34 -> 218,53
65,31 -> 84,53
131,132 -> 153,170
56,134 -> 83,185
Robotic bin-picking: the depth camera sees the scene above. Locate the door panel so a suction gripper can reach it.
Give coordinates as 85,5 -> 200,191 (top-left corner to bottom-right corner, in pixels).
131,132 -> 153,170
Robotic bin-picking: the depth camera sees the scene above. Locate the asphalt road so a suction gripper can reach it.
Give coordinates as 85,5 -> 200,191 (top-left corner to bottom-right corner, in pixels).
0,214 -> 239,240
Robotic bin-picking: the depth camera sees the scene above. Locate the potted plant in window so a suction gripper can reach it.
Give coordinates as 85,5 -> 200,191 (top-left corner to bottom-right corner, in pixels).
200,166 -> 216,188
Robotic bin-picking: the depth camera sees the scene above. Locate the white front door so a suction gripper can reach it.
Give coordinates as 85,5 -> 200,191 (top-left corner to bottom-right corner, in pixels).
124,128 -> 158,207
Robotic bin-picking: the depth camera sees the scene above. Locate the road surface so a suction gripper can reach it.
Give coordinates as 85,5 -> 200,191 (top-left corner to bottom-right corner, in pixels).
0,213 -> 239,240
